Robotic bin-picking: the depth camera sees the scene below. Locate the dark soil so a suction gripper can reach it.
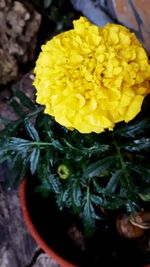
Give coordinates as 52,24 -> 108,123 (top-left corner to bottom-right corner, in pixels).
26,175 -> 150,267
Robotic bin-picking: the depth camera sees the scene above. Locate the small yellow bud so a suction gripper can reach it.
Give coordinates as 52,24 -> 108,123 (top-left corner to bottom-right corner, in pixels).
57,164 -> 70,179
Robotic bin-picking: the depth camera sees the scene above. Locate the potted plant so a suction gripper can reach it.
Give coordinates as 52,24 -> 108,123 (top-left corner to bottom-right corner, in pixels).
0,16 -> 150,267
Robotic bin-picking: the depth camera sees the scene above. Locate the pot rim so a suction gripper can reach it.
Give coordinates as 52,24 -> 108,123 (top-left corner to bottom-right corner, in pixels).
19,177 -> 78,267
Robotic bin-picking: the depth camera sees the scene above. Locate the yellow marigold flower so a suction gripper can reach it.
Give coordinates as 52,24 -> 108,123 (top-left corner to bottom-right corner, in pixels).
33,16 -> 150,133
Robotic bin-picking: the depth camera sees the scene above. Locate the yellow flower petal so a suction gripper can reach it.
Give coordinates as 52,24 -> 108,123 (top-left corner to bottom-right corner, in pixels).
124,95 -> 144,122
70,55 -> 83,65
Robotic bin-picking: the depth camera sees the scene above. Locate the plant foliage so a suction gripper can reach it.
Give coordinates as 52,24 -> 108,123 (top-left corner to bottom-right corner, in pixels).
24,0 -> 79,34
0,91 -> 150,237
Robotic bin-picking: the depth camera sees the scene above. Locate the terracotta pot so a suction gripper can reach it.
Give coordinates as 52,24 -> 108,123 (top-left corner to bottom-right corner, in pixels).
19,177 -> 150,267
19,178 -> 77,267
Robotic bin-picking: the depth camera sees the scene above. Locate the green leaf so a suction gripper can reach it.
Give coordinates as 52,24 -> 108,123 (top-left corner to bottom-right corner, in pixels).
48,174 -> 61,194
83,156 -> 114,178
9,137 -> 29,145
126,200 -> 137,214
15,90 -> 35,110
129,165 -> 150,183
35,181 -> 51,197
0,119 -> 22,137
9,99 -> 25,118
64,139 -> 109,156
9,137 -> 30,155
120,171 -> 136,200
115,118 -> 150,138
125,138 -> 150,152
43,0 -> 53,8
83,144 -> 109,155
24,119 -> 40,141
105,169 -> 121,195
138,192 -> 150,201
72,180 -> 82,212
102,196 -> 125,210
0,143 -> 10,163
7,153 -> 27,188
30,147 -> 40,174
83,198 -> 95,238
92,179 -> 105,194
57,187 -> 70,210
17,158 -> 28,184
51,139 -> 64,151
91,194 -> 103,206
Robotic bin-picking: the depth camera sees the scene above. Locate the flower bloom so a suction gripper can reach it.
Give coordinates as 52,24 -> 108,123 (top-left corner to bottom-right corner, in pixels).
33,17 -> 150,133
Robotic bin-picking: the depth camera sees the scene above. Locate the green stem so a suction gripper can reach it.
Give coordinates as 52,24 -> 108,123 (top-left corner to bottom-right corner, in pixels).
27,106 -> 44,118
113,140 -> 126,171
86,186 -> 90,211
87,186 -> 90,199
24,141 -> 52,146
113,140 -> 132,193
63,140 -> 79,151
